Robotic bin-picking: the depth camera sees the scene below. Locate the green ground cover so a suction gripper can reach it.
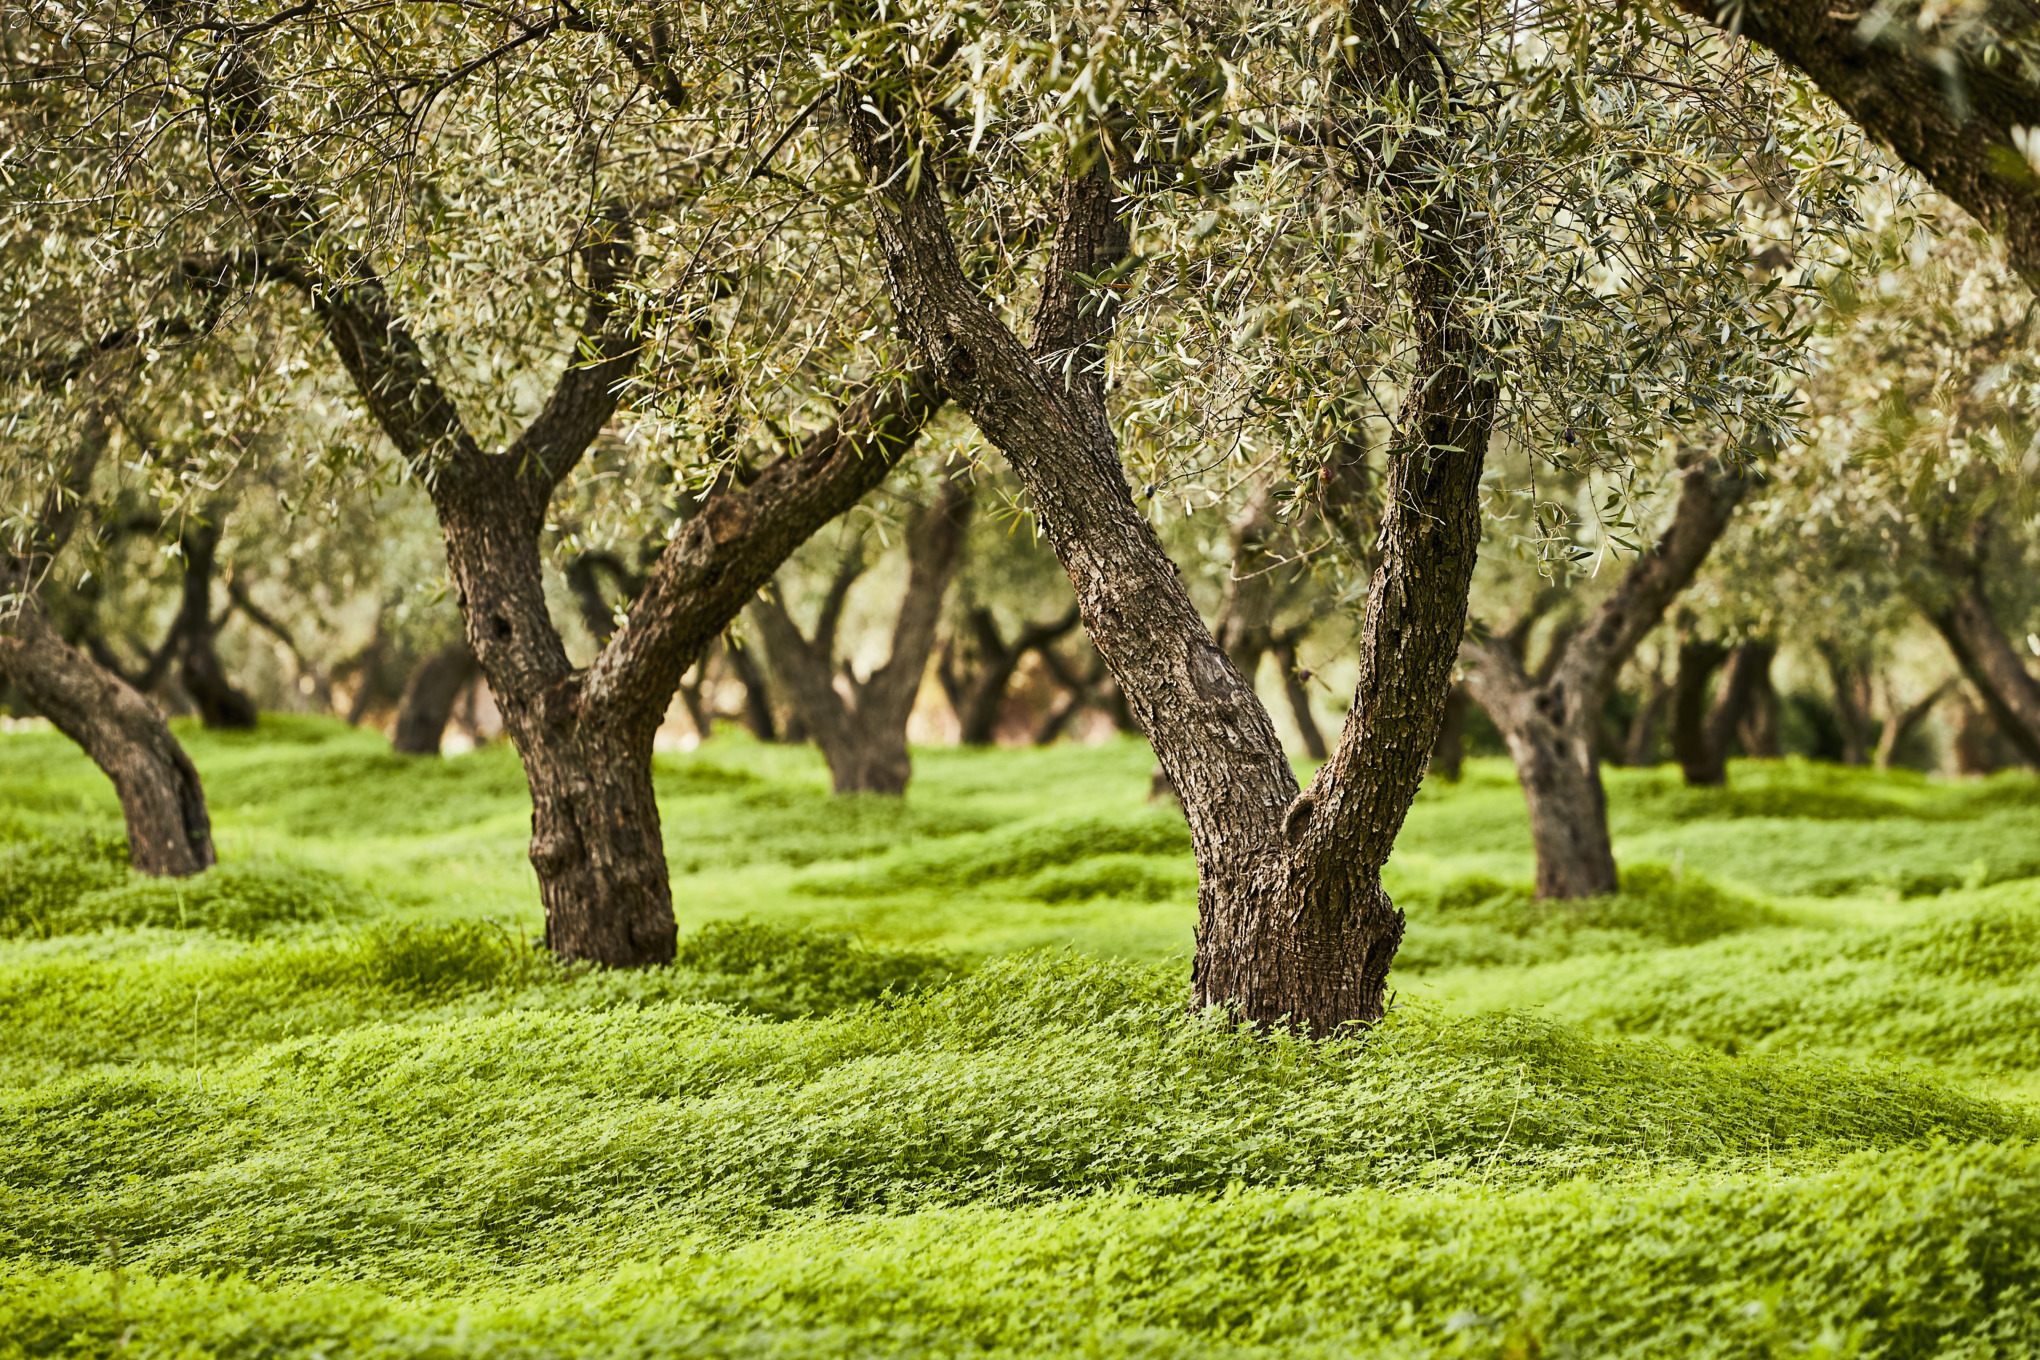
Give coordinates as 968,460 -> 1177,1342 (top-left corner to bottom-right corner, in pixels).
3,716 -> 2039,1356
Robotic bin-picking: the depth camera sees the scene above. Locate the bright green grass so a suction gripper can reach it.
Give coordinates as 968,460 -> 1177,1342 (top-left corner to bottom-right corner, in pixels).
5,718 -> 2040,1357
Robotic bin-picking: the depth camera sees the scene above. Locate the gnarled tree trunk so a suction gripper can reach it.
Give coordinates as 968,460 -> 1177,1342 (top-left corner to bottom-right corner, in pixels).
391,640 -> 481,755
1464,467 -> 1747,898
0,407 -> 215,875
753,474 -> 972,793
849,0 -> 1491,1033
210,32 -> 952,964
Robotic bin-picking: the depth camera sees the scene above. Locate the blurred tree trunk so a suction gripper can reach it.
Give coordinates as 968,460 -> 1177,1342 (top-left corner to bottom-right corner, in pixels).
752,475 -> 972,793
1678,640 -> 1773,786
1271,631 -> 1329,762
1916,526 -> 2040,767
1670,636 -> 1729,783
0,406 -> 215,875
170,510 -> 257,729
391,640 -> 481,755
1466,467 -> 1747,897
1429,682 -> 1468,782
939,604 -> 1078,745
1621,665 -> 1673,767
1875,677 -> 1953,772
723,639 -> 779,742
1817,642 -> 1878,767
1735,646 -> 1782,758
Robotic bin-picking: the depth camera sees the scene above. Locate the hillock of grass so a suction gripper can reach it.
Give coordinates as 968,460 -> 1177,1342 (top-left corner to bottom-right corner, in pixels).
0,917 -> 964,1085
13,1140 -> 2040,1359
794,812 -> 1193,900
1393,863 -> 1783,970
1462,890 -> 2040,1071
0,954 -> 2018,1289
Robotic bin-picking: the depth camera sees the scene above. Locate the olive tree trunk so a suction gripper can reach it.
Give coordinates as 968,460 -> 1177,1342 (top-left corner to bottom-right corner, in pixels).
1463,467 -> 1746,898
1676,0 -> 2040,290
848,0 -> 1493,1033
213,38 -> 948,964
391,640 -> 482,755
940,604 -> 1079,745
171,511 -> 257,729
1916,531 -> 2040,768
753,474 -> 972,793
0,407 -> 215,875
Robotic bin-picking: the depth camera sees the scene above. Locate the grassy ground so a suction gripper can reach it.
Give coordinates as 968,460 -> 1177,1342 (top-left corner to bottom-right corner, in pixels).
4,716 -> 2039,1357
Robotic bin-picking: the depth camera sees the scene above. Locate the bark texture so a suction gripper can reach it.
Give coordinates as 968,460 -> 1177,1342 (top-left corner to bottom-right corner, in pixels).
1677,0 -> 2040,288
391,640 -> 482,755
1463,467 -> 1747,898
213,39 -> 947,964
848,0 -> 1492,1032
0,410 -> 215,874
752,474 -> 972,793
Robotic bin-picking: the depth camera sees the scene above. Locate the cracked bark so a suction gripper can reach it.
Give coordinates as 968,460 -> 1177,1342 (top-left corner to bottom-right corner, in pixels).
210,39 -> 946,963
1464,467 -> 1746,898
848,0 -> 1490,1032
1676,0 -> 2040,288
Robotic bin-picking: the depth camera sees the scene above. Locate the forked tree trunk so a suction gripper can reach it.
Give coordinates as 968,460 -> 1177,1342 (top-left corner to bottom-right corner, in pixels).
753,474 -> 973,793
850,0 -> 1492,1033
941,605 -> 1079,745
1875,677 -> 1952,772
1464,466 -> 1747,898
723,639 -> 779,742
215,36 -> 951,963
391,639 -> 481,755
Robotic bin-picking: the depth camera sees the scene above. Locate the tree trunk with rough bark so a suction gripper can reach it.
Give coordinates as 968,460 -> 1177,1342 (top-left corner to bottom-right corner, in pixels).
212,33 -> 950,963
1676,0 -> 2040,290
753,475 -> 972,793
848,0 -> 1492,1033
1465,467 -> 1747,896
391,640 -> 482,755
0,408 -> 216,876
